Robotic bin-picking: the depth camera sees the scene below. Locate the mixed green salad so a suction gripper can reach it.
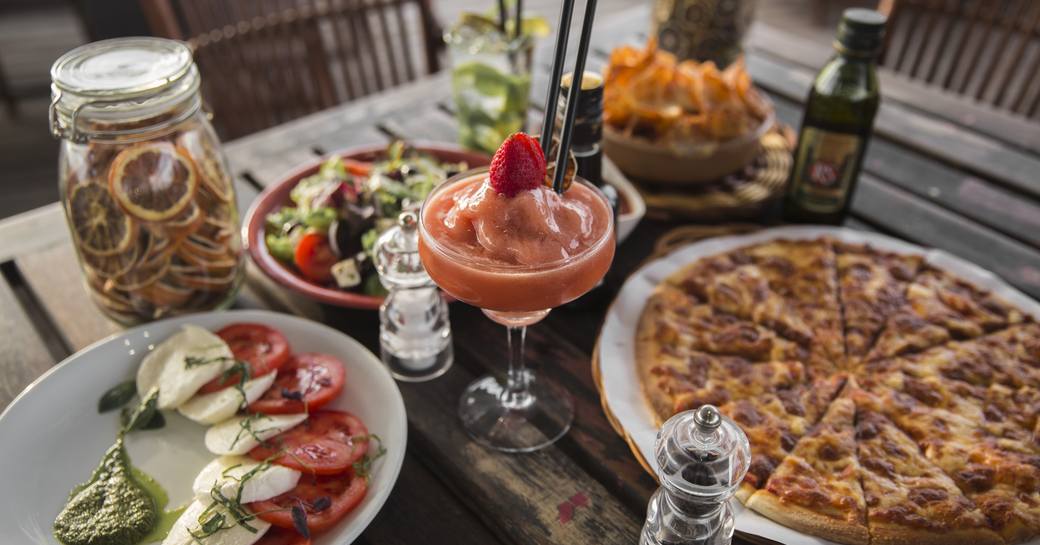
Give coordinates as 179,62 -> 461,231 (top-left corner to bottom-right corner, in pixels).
264,142 -> 467,295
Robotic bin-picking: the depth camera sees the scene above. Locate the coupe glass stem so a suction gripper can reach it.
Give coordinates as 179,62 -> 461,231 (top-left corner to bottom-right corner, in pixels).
503,326 -> 532,409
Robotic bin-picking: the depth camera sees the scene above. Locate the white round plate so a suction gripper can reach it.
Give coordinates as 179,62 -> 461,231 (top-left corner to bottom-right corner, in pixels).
0,309 -> 407,545
597,225 -> 1040,545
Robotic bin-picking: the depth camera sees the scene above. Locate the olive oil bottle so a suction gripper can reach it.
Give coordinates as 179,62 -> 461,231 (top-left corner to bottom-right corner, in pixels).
783,9 -> 886,224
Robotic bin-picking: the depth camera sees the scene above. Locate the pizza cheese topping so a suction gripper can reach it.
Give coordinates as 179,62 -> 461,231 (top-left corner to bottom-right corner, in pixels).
636,236 -> 1039,544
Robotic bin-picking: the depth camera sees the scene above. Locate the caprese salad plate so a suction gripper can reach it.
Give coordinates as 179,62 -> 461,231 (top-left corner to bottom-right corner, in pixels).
0,309 -> 406,545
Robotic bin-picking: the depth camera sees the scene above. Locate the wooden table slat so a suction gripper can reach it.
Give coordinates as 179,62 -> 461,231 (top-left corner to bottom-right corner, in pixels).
0,274 -> 55,411
746,22 -> 1040,157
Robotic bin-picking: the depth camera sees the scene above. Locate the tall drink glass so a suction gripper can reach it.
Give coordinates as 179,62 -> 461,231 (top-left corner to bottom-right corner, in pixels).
418,167 -> 615,452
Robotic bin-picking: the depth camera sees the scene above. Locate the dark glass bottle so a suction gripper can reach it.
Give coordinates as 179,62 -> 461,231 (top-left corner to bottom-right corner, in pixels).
557,71 -> 618,213
783,8 -> 885,225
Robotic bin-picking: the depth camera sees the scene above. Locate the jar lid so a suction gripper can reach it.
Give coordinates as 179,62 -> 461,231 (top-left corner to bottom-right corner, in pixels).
50,37 -> 201,143
52,37 -> 193,98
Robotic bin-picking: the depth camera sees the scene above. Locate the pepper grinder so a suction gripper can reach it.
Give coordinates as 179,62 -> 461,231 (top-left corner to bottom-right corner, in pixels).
374,211 -> 453,382
641,405 -> 751,545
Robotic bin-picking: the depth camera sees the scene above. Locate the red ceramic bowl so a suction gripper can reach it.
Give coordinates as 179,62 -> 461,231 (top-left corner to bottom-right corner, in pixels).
244,142 -> 492,309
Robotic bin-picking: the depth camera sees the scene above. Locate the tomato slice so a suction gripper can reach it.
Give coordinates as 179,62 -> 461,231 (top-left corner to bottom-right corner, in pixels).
248,470 -> 368,534
255,527 -> 311,545
248,353 -> 345,415
199,323 -> 292,393
293,233 -> 337,284
249,410 -> 369,475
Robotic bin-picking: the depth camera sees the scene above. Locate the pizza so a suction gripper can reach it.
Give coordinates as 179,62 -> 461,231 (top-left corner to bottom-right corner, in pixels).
635,236 -> 1040,544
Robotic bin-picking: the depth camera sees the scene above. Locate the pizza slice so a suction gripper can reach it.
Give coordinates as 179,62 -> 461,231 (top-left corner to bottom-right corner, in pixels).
639,284 -> 807,362
865,266 -> 1025,362
671,261 -> 815,346
834,242 -> 922,364
637,339 -> 806,424
739,238 -> 845,368
864,324 -> 1040,390
854,402 -> 1002,545
865,369 -> 1038,446
746,396 -> 869,545
854,384 -> 1040,542
720,373 -> 847,501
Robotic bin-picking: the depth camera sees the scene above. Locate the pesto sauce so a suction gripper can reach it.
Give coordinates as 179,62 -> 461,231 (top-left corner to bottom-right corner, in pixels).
53,437 -> 156,545
53,438 -> 185,545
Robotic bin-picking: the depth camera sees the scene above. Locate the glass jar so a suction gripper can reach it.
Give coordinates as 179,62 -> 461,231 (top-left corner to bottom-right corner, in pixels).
50,37 -> 244,325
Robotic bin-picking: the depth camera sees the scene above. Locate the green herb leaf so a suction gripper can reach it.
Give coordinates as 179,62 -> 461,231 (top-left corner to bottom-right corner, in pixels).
138,410 -> 166,430
185,354 -> 233,369
200,512 -> 226,535
310,496 -> 332,512
291,503 -> 311,539
98,380 -> 137,413
122,387 -> 160,433
352,434 -> 387,478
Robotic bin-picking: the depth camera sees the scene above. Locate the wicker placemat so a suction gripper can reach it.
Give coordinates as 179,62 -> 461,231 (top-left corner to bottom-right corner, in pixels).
634,125 -> 795,222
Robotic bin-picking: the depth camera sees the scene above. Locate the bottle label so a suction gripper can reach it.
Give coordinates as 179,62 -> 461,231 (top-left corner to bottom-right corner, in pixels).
790,127 -> 862,213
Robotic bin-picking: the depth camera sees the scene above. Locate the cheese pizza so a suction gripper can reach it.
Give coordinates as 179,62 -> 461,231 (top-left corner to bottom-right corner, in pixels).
635,236 -> 1039,544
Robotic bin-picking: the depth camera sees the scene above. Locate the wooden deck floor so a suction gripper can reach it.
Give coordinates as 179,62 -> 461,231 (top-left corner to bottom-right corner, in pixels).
0,0 -> 848,219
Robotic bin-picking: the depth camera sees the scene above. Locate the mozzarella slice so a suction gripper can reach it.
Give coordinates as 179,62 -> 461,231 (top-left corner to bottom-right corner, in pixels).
137,325 -> 235,410
192,456 -> 301,504
205,413 -> 308,456
178,372 -> 278,425
162,498 -> 270,545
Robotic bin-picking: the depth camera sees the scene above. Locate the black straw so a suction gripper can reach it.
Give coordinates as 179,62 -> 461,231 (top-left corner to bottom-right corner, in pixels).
514,0 -> 523,40
539,0 -> 576,159
553,0 -> 598,193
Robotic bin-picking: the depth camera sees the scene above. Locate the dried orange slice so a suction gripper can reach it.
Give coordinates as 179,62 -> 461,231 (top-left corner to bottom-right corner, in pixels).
108,142 -> 198,222
80,239 -> 139,278
107,254 -> 170,292
178,131 -> 233,203
68,183 -> 135,256
137,277 -> 194,307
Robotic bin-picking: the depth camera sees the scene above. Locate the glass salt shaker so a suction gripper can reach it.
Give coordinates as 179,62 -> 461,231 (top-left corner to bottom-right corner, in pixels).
374,211 -> 453,382
641,405 -> 751,545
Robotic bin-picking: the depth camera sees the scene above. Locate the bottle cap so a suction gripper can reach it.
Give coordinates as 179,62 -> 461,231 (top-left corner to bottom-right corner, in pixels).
557,71 -> 604,146
836,8 -> 886,56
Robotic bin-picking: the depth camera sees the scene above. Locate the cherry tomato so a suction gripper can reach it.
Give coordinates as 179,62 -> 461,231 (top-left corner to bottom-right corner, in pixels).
255,527 -> 311,545
249,410 -> 368,475
248,353 -> 345,415
248,470 -> 368,534
342,159 -> 372,177
199,323 -> 292,394
293,233 -> 337,284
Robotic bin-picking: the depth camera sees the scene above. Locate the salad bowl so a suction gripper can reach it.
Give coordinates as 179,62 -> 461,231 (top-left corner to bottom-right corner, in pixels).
245,142 -> 491,309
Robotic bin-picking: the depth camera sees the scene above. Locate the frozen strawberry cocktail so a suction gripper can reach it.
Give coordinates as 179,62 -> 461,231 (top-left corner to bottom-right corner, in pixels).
418,133 -> 614,315
418,132 -> 615,453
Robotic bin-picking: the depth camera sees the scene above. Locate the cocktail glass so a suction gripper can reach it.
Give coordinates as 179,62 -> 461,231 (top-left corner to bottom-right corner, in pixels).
418,168 -> 616,452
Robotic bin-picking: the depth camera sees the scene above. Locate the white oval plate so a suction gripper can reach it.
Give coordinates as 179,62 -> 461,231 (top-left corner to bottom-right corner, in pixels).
598,225 -> 1040,545
0,309 -> 407,545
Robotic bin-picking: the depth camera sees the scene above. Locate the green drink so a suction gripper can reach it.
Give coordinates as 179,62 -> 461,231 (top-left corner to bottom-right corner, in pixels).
783,9 -> 885,225
446,14 -> 537,154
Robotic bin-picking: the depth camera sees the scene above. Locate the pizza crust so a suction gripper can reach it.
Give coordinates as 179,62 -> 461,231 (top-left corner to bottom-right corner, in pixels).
635,293 -> 672,427
869,520 -> 1003,545
746,489 -> 869,545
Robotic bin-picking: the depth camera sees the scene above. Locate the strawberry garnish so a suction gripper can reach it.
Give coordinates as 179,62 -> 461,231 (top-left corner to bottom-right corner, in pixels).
489,133 -> 546,197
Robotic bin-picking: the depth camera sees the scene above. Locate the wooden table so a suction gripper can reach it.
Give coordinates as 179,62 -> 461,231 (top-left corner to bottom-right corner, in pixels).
4,6 -> 1040,545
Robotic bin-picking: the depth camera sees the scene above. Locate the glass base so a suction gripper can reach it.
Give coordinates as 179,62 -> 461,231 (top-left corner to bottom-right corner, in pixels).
458,373 -> 574,453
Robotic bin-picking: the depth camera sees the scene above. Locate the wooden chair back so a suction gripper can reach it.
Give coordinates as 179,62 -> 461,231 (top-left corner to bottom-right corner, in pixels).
140,0 -> 444,139
877,0 -> 1040,121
